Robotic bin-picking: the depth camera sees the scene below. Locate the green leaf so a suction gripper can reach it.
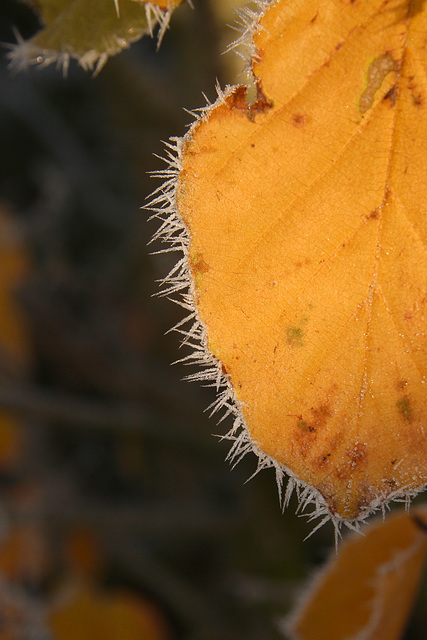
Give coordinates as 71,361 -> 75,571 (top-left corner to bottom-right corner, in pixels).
9,0 -> 184,74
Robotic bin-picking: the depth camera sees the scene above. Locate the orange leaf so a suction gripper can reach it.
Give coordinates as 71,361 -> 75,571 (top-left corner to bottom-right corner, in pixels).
0,414 -> 22,468
49,583 -> 170,640
0,524 -> 49,584
285,506 -> 427,640
153,0 -> 427,526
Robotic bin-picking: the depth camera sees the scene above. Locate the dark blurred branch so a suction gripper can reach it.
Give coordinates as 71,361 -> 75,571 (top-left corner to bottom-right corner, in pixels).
0,384 -> 212,450
0,68 -> 131,233
9,499 -> 238,538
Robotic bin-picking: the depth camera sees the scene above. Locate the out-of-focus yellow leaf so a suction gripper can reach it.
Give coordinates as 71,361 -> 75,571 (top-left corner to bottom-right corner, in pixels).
0,414 -> 20,467
10,0 -> 184,73
168,0 -> 427,523
286,506 -> 427,640
0,523 -> 49,584
50,583 -> 171,640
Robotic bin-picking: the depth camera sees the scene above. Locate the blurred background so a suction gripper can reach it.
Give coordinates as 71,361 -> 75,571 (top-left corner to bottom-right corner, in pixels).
0,1 -> 426,638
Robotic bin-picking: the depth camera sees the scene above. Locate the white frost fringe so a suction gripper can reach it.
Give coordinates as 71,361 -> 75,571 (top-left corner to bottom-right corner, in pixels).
147,0 -> 424,540
7,2 -> 172,76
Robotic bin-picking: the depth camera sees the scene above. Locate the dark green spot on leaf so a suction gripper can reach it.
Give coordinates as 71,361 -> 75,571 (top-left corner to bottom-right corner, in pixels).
286,326 -> 304,347
397,395 -> 413,422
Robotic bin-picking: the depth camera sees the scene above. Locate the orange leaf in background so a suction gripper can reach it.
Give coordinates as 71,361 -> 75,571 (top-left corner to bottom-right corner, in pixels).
0,413 -> 21,468
163,0 -> 427,525
50,584 -> 171,640
285,506 -> 427,640
0,522 -> 49,585
50,527 -> 170,640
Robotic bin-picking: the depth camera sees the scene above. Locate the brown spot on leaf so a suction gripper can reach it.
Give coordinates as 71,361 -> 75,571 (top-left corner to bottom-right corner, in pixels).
359,52 -> 397,114
367,208 -> 379,220
297,420 -> 316,433
250,84 -> 274,120
295,403 -> 332,457
310,403 -> 332,427
191,254 -> 210,275
407,76 -> 423,105
229,81 -> 274,122
295,257 -> 311,268
294,419 -> 318,457
396,379 -> 407,390
291,113 -> 307,127
383,84 -> 397,105
314,452 -> 332,467
229,86 -> 249,112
